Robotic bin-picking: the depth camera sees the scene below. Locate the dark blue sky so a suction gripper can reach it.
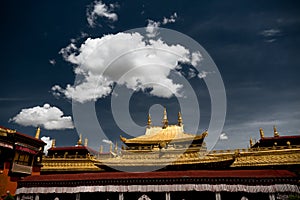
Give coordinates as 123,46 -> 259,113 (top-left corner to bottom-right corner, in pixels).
1,0 -> 299,150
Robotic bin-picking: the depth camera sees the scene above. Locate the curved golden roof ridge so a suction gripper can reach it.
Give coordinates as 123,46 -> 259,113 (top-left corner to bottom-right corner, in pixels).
120,125 -> 207,144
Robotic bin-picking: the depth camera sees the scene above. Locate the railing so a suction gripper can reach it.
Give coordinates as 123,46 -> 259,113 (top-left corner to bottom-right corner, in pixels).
209,145 -> 300,155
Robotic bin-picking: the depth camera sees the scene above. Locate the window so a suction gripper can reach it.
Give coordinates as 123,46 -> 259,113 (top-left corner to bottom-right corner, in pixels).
13,151 -> 32,166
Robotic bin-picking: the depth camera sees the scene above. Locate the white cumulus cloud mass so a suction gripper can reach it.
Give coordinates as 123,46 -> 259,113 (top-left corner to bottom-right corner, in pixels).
41,136 -> 53,155
87,0 -> 118,27
10,103 -> 74,130
54,31 -> 203,103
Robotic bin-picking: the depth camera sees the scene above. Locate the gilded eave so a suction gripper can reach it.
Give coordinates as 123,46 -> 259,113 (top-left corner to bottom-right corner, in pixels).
41,156 -> 103,172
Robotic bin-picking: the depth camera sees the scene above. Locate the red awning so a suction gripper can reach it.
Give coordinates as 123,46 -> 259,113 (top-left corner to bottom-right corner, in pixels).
16,145 -> 38,154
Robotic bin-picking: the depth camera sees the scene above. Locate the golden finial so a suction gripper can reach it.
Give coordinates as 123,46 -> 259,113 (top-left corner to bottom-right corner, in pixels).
77,134 -> 82,145
177,111 -> 183,126
250,137 -> 253,147
147,113 -> 152,128
99,145 -> 103,153
51,139 -> 56,148
287,141 -> 291,147
109,143 -> 113,152
259,128 -> 264,138
162,107 -> 168,129
114,141 -> 118,154
273,126 -> 279,137
84,138 -> 88,147
35,127 -> 41,139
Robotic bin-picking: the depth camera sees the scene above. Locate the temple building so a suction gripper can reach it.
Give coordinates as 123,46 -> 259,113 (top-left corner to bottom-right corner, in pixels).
96,108 -> 234,172
41,134 -> 108,174
230,126 -> 300,169
0,126 -> 45,196
11,109 -> 300,199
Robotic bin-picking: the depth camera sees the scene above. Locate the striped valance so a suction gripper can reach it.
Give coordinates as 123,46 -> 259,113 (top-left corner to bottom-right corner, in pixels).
16,184 -> 299,194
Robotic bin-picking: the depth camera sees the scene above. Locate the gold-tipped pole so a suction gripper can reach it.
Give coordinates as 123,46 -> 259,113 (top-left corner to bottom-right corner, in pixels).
273,126 -> 279,137
77,134 -> 82,145
259,128 -> 264,138
147,113 -> 152,128
250,137 -> 253,147
51,139 -> 56,148
114,141 -> 118,154
84,138 -> 88,147
109,143 -> 113,152
162,107 -> 168,129
177,111 -> 183,126
35,127 -> 41,139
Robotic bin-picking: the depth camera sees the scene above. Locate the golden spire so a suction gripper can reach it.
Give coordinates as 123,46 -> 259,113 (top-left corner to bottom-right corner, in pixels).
77,134 -> 82,145
109,143 -> 113,152
147,113 -> 152,128
259,128 -> 264,138
114,141 -> 118,154
35,127 -> 41,139
162,107 -> 168,129
99,145 -> 103,153
249,137 -> 253,147
84,138 -> 88,147
273,126 -> 279,137
177,111 -> 183,126
51,139 -> 56,148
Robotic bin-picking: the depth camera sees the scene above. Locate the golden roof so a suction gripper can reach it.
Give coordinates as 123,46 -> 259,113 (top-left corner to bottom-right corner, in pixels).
121,125 -> 207,144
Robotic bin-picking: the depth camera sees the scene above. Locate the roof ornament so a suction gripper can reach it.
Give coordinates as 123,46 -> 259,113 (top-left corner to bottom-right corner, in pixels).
177,111 -> 183,126
77,134 -> 82,146
249,137 -> 253,147
51,139 -> 56,148
114,141 -> 118,154
109,143 -> 113,152
147,113 -> 152,128
259,128 -> 264,138
162,107 -> 168,129
84,138 -> 88,147
273,126 -> 279,137
35,127 -> 41,139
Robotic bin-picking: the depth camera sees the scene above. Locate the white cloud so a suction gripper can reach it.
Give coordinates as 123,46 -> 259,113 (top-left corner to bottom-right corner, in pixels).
49,59 -> 56,65
10,103 -> 74,130
191,51 -> 202,66
162,12 -> 177,25
219,132 -> 228,140
187,68 -> 197,79
41,136 -> 53,155
260,29 -> 281,42
265,39 -> 276,43
146,13 -> 178,38
260,29 -> 281,37
146,20 -> 161,38
87,0 -> 118,27
54,31 -> 202,103
102,139 -> 113,144
198,70 -> 215,79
